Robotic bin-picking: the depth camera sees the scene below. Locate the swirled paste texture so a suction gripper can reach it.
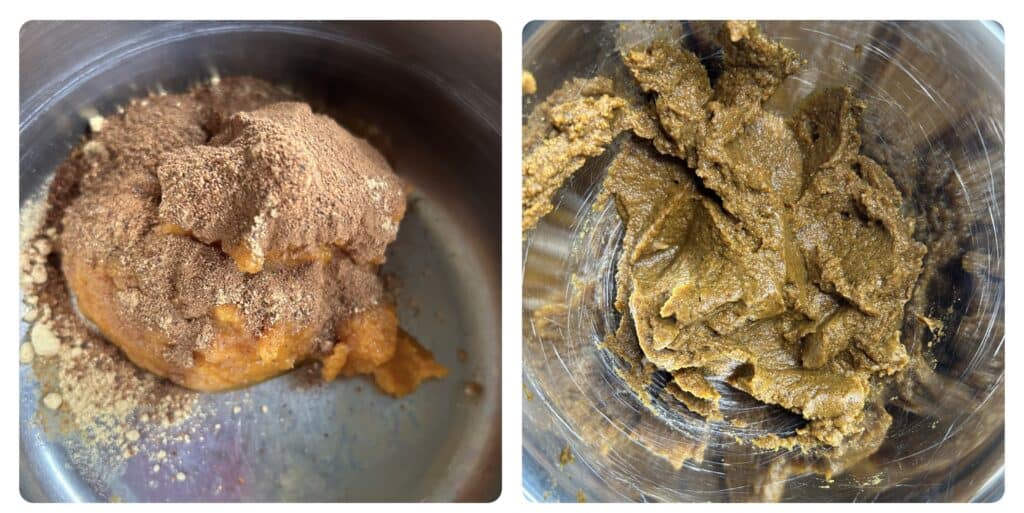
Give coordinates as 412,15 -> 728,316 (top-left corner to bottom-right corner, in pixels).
523,21 -> 927,476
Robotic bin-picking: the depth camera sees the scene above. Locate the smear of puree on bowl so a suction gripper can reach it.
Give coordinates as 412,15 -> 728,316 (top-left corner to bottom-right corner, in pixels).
522,21 -> 927,477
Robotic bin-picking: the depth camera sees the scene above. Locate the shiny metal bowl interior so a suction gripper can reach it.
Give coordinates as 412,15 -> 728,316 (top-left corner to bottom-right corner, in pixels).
20,21 -> 500,502
522,20 -> 1003,502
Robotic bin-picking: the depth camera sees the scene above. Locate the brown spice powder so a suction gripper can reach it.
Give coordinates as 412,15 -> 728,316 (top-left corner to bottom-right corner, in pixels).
158,101 -> 405,272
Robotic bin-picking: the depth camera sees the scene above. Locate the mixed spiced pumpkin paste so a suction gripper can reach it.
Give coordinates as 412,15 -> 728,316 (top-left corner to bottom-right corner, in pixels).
523,21 -> 928,476
55,77 -> 446,394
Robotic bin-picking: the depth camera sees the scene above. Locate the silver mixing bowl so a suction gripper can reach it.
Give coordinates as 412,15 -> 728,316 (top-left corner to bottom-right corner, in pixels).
522,20 -> 1003,502
20,21 -> 500,502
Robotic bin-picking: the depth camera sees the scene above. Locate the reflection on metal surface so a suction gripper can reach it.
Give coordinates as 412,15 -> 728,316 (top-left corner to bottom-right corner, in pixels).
523,20 -> 1003,503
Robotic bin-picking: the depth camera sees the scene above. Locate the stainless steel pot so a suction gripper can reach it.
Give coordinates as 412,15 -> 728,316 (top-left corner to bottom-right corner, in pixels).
20,21 -> 500,502
522,20 -> 1003,503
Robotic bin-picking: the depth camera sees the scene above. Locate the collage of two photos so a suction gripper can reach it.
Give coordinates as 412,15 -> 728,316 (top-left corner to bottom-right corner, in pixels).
19,20 -> 500,502
18,17 -> 1004,504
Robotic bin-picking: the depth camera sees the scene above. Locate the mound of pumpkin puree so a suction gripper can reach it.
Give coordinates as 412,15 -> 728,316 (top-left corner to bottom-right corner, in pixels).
523,21 -> 926,476
59,77 -> 446,394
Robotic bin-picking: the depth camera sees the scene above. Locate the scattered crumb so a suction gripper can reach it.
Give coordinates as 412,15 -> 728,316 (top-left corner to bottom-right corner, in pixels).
523,384 -> 535,401
30,322 -> 61,356
33,238 -> 53,256
20,342 -> 35,364
233,405 -> 242,414
88,115 -> 105,133
152,464 -> 160,472
29,263 -> 48,284
523,70 -> 538,95
457,348 -> 468,362
576,489 -> 586,503
42,392 -> 63,410
916,313 -> 945,339
125,429 -> 140,442
260,405 -> 268,414
175,472 -> 187,482
559,445 -> 575,467
155,450 -> 167,461
464,381 -> 483,398
82,140 -> 109,159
